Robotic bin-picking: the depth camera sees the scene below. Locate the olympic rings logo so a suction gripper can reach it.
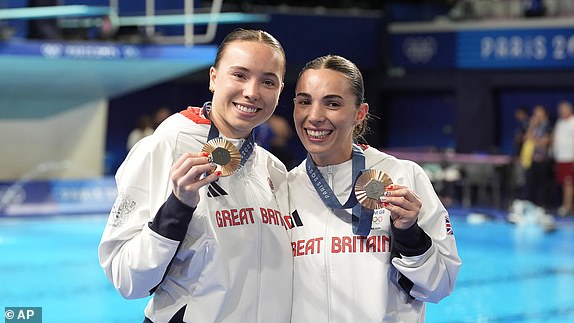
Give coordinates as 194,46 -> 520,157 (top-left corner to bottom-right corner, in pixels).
372,215 -> 384,224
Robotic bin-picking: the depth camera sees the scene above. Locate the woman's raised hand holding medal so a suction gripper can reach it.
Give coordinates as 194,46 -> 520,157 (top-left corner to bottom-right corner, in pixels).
170,151 -> 222,208
170,138 -> 242,208
379,184 -> 422,229
354,169 -> 423,229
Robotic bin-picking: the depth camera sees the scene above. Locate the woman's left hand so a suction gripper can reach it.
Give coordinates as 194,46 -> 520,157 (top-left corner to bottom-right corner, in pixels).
380,184 -> 422,229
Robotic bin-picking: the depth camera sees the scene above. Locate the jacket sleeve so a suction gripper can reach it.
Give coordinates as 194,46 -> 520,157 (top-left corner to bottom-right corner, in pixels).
98,135 -> 192,299
390,161 -> 461,304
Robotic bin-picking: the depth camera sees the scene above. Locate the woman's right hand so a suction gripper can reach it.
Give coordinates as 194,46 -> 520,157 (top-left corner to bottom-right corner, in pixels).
170,152 -> 221,208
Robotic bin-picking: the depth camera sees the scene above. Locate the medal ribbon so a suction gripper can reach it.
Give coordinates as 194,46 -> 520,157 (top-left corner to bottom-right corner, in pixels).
202,101 -> 255,167
305,144 -> 373,236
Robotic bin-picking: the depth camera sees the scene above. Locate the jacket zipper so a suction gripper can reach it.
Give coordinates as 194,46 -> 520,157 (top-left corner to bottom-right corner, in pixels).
325,165 -> 334,322
241,171 -> 262,322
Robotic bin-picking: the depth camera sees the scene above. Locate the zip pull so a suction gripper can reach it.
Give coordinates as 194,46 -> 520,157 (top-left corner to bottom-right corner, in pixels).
327,165 -> 334,188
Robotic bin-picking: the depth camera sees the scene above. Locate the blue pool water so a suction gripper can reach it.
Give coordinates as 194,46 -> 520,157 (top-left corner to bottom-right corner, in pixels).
0,216 -> 149,323
426,217 -> 574,322
1,214 -> 573,322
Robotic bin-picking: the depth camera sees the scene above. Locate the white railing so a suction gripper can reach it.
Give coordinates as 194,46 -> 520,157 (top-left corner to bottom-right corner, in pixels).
0,0 -> 270,46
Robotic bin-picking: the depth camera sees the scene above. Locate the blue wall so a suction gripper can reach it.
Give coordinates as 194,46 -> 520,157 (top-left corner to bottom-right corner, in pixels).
384,92 -> 456,150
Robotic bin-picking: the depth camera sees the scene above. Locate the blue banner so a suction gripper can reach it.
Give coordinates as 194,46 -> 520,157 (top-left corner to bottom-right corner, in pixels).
0,177 -> 117,217
0,40 -> 216,61
458,27 -> 574,68
390,32 -> 456,69
390,23 -> 574,69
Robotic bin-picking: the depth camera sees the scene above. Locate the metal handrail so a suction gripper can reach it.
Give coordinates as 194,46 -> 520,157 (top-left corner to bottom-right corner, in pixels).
0,5 -> 111,20
1,1 -> 269,46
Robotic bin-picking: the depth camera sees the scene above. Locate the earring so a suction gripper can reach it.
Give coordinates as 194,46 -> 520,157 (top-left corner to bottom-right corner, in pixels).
209,87 -> 214,93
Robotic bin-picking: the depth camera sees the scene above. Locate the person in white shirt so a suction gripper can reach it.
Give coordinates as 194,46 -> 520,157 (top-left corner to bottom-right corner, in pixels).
288,55 -> 461,322
126,115 -> 154,151
552,101 -> 574,216
99,29 -> 292,323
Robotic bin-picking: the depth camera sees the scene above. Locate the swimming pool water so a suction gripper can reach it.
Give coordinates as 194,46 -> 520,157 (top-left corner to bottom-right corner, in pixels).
0,216 -> 149,323
1,214 -> 573,322
426,218 -> 574,323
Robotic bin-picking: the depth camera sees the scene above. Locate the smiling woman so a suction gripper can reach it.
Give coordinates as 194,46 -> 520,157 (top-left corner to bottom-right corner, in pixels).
293,67 -> 368,166
97,29 -> 293,323
288,54 -> 461,323
208,39 -> 285,138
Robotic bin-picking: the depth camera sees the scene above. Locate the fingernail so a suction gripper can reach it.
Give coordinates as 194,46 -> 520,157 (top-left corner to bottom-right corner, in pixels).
388,185 -> 394,190
384,191 -> 391,197
202,152 -> 209,157
215,171 -> 222,176
379,196 -> 386,202
383,202 -> 389,207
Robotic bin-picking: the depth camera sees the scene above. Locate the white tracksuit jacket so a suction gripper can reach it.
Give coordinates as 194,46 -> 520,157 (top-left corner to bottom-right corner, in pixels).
98,107 -> 293,323
288,146 -> 461,323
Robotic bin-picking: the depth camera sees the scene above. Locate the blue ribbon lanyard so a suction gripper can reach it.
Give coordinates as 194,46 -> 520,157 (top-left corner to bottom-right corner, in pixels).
305,144 -> 373,236
202,101 -> 255,167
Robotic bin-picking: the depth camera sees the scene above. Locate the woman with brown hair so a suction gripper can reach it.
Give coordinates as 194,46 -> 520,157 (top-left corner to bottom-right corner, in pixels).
99,29 -> 292,323
288,55 -> 461,322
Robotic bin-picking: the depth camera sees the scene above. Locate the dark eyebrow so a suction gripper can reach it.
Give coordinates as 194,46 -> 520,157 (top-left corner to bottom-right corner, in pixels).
323,94 -> 344,100
229,66 -> 249,72
295,93 -> 345,100
229,66 -> 280,81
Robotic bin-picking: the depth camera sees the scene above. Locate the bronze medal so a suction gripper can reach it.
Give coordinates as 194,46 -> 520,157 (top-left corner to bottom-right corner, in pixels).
201,138 -> 241,177
354,169 -> 393,210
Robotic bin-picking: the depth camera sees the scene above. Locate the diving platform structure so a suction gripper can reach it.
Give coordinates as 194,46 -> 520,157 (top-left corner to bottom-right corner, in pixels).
0,1 -> 270,180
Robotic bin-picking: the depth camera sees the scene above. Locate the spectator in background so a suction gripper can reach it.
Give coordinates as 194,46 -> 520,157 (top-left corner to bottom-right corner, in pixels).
524,0 -> 546,17
254,115 -> 294,169
152,107 -> 172,129
27,0 -> 62,40
512,106 -> 530,199
522,105 -> 553,209
552,101 -> 574,216
126,114 -> 154,151
267,115 -> 294,168
253,119 -> 274,149
514,106 -> 530,156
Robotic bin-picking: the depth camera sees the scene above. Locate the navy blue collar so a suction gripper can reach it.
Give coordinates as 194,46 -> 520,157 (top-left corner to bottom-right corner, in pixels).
305,144 -> 373,236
